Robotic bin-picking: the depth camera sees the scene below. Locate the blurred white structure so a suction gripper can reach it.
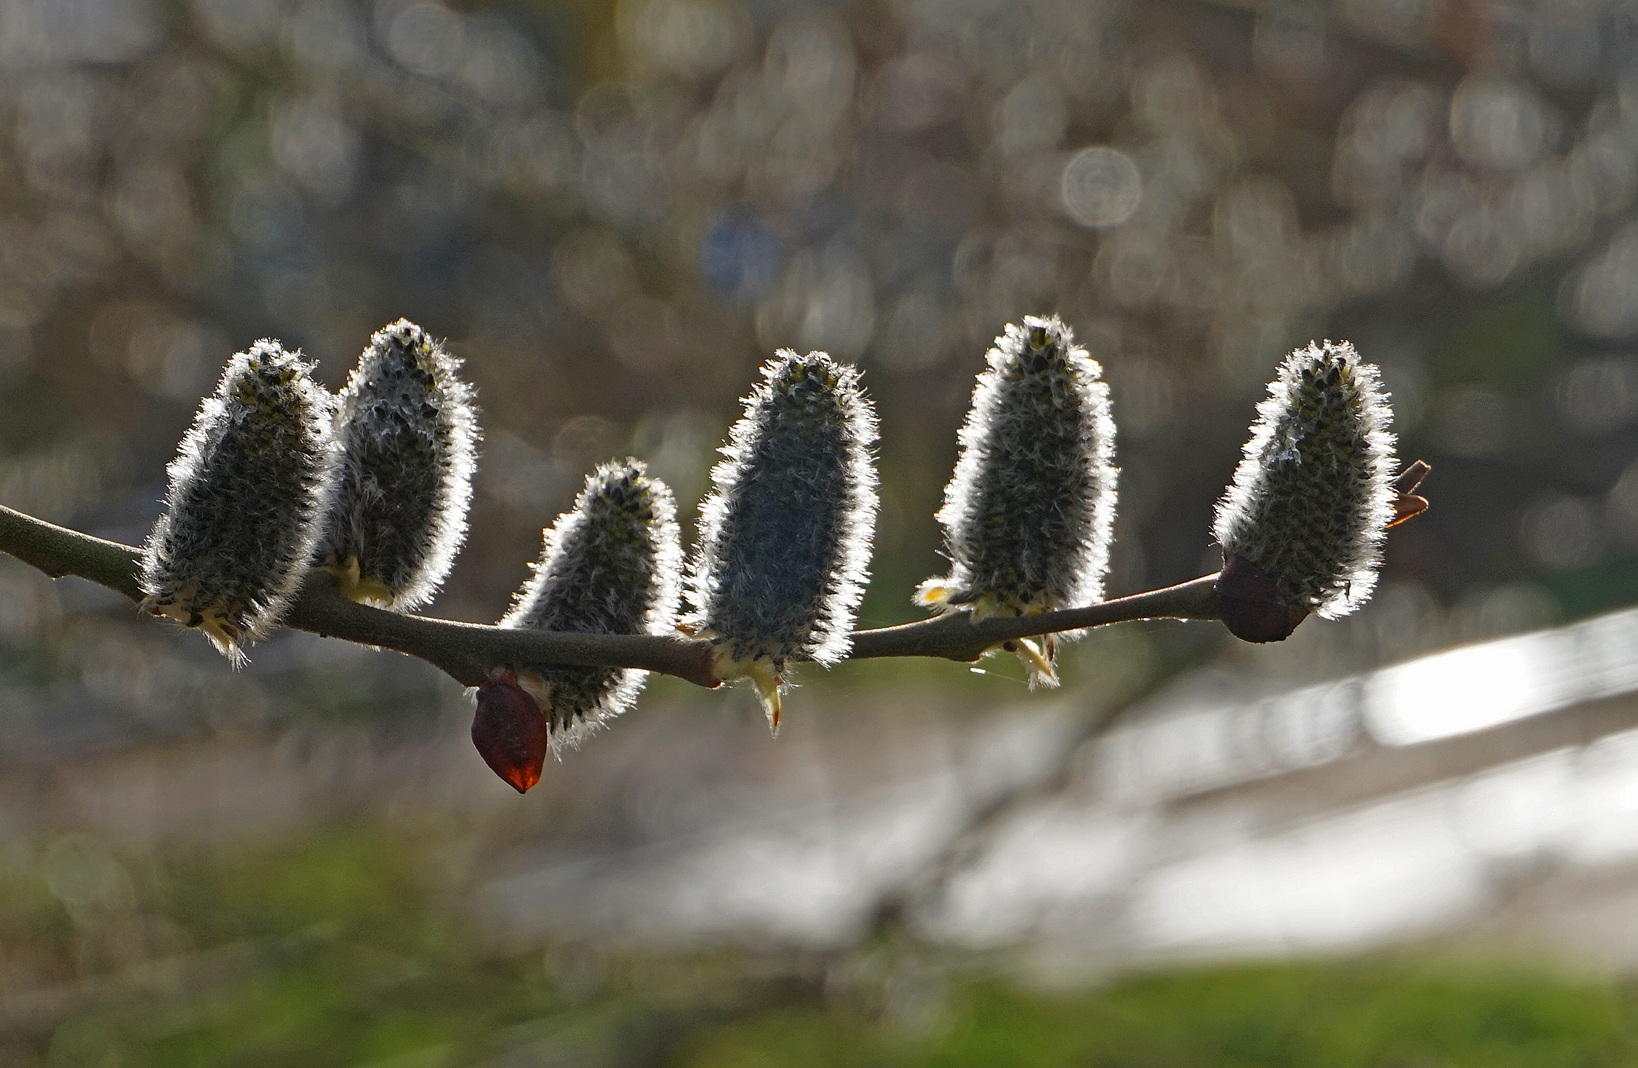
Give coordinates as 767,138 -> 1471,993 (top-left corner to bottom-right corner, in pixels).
478,606 -> 1638,974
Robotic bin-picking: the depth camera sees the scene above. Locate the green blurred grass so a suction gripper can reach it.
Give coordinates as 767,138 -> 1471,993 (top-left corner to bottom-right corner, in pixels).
5,826 -> 1638,1066
682,962 -> 1638,1068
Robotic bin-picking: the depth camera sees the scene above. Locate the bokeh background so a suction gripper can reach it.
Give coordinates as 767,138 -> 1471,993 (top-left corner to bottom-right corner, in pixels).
10,0 -> 1638,1063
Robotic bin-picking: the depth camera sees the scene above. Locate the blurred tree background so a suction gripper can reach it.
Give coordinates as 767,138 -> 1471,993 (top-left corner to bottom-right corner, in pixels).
6,0 -> 1638,1063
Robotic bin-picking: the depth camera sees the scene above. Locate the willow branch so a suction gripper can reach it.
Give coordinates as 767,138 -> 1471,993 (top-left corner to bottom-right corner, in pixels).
845,576 -> 1221,662
0,505 -> 723,687
0,503 -> 1223,689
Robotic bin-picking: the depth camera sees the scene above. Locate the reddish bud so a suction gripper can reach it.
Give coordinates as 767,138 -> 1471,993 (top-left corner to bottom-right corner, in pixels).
471,669 -> 547,793
1388,460 -> 1431,528
1390,494 -> 1429,528
1216,552 -> 1311,644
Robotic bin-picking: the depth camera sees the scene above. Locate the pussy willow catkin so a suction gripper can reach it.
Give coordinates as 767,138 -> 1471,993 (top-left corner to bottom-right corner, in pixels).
320,319 -> 478,609
141,340 -> 335,662
917,315 -> 1117,687
687,351 -> 879,729
502,459 -> 681,749
1213,340 -> 1395,632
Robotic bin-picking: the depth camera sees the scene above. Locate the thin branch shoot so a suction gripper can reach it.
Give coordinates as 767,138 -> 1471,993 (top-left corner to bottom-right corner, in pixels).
0,503 -> 1224,690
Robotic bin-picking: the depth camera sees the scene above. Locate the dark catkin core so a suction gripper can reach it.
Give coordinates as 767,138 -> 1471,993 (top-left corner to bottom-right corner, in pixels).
1213,340 -> 1395,618
503,460 -> 680,740
322,319 -> 477,609
142,340 -> 334,657
690,351 -> 878,671
932,315 -> 1117,615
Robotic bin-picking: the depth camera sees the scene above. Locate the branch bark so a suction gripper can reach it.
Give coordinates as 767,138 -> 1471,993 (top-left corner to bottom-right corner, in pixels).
0,503 -> 1222,689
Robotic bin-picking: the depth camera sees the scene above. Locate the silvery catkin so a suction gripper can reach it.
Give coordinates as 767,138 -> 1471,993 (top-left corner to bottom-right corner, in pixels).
320,319 -> 478,610
687,351 -> 879,729
916,315 -> 1117,687
141,340 -> 335,662
502,459 -> 681,750
1212,339 -> 1395,641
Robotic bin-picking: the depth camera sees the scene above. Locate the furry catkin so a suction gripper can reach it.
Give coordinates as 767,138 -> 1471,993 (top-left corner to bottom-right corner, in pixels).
687,351 -> 879,728
141,340 -> 335,662
916,315 -> 1117,687
320,319 -> 478,609
502,460 -> 681,749
1213,339 -> 1395,624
